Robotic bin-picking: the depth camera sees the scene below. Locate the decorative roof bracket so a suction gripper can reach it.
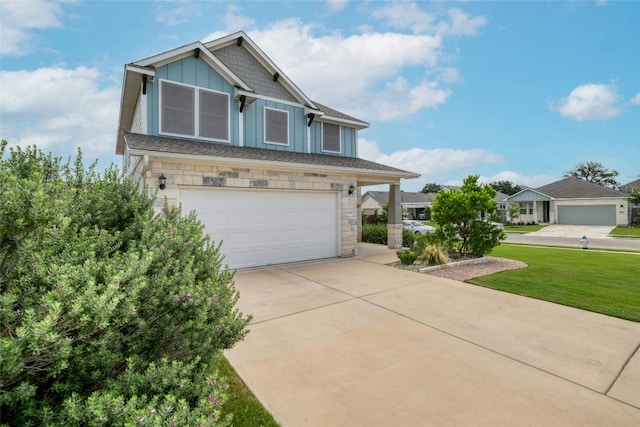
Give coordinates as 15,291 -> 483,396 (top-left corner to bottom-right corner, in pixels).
142,74 -> 147,95
307,113 -> 315,127
194,48 -> 200,59
237,37 -> 243,46
273,72 -> 280,82
239,95 -> 247,113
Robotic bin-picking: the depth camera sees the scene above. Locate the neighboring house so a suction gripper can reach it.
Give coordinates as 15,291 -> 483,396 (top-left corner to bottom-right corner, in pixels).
361,191 -> 436,219
621,178 -> 640,224
494,192 -> 510,222
620,178 -> 640,194
506,177 -> 629,226
116,31 -> 419,269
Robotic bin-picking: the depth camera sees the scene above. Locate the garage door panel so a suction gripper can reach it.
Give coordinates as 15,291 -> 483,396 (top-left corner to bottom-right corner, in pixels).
179,188 -> 339,269
557,205 -> 616,226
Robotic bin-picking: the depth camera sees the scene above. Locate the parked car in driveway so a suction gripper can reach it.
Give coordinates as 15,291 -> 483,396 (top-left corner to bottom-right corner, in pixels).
403,220 -> 436,235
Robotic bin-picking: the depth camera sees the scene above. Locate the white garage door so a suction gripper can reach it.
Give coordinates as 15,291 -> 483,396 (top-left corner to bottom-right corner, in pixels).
179,188 -> 339,269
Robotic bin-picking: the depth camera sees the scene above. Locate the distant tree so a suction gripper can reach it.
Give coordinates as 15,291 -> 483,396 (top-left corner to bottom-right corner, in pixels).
630,188 -> 640,205
421,183 -> 442,193
431,175 -> 505,256
565,161 -> 619,188
489,180 -> 522,196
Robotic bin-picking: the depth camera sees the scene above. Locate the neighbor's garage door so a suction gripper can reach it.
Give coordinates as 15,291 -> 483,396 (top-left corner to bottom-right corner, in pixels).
557,205 -> 616,226
179,188 -> 339,269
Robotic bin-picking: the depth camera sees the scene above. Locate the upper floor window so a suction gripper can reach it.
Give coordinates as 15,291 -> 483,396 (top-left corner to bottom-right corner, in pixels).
322,123 -> 341,153
264,108 -> 288,145
160,80 -> 229,142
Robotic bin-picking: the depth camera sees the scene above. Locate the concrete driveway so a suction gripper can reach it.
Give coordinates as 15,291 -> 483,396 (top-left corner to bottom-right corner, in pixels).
226,243 -> 640,426
528,224 -> 615,239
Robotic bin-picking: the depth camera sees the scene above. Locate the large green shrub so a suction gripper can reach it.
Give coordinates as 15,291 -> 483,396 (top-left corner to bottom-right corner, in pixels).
361,224 -> 387,244
0,142 -> 251,425
431,175 -> 505,256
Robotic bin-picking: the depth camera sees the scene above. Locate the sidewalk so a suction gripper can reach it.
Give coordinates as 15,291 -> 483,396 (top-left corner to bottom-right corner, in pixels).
226,243 -> 640,426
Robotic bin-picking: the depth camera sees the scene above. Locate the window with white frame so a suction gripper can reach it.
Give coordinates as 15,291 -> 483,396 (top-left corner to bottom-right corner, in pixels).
160,80 -> 229,141
519,202 -> 529,215
264,108 -> 288,145
322,122 -> 341,153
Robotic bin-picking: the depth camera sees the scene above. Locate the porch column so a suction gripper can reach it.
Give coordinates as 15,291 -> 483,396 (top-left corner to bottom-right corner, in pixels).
533,200 -> 538,223
387,183 -> 402,249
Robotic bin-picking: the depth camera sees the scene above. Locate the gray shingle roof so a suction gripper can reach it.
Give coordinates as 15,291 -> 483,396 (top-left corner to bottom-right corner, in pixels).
312,101 -> 369,127
620,178 -> 640,193
535,176 -> 625,198
124,132 -> 418,177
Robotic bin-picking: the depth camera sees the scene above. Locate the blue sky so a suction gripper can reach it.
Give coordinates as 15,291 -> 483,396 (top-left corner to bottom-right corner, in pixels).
1,0 -> 638,192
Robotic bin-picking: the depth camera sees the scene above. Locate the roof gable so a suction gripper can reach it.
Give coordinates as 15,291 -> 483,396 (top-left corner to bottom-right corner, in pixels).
204,31 -> 315,108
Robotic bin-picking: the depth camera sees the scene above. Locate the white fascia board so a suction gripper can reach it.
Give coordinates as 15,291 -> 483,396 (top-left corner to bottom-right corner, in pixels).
319,116 -> 369,130
125,64 -> 155,77
126,147 -> 419,181
133,42 -> 251,91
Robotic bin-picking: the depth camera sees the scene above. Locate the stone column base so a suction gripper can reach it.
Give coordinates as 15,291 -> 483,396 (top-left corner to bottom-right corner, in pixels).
387,223 -> 403,249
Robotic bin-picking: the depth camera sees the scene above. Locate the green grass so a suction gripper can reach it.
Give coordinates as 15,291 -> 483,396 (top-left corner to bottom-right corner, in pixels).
503,224 -> 546,233
609,225 -> 640,238
215,353 -> 280,427
469,244 -> 640,322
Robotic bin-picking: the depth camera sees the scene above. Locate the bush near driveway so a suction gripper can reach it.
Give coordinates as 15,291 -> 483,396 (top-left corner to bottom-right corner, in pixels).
361,224 -> 416,247
0,142 -> 251,425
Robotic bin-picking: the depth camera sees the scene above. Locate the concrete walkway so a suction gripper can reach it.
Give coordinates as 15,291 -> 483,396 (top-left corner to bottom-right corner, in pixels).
226,243 -> 640,426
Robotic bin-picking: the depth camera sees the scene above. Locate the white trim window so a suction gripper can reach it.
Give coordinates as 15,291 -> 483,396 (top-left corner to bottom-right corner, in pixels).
159,79 -> 229,142
322,122 -> 341,153
264,107 -> 289,145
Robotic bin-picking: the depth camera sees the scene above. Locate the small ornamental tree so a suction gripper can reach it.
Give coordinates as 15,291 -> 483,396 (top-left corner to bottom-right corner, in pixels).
507,203 -> 520,224
431,175 -> 505,256
0,141 -> 251,425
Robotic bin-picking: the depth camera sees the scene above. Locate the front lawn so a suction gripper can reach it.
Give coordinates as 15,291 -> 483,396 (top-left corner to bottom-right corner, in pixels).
503,224 -> 546,233
470,245 -> 640,322
609,225 -> 640,238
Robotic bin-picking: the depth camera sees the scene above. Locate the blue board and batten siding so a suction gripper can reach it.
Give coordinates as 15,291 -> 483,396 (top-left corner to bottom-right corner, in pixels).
145,56 -> 357,157
308,123 -> 357,157
147,57 -> 240,146
242,99 -> 306,153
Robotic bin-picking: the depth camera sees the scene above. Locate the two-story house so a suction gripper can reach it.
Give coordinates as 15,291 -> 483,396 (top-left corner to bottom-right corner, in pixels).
116,31 -> 419,269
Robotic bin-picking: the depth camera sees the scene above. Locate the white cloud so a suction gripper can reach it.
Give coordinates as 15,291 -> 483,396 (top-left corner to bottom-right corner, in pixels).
630,93 -> 640,105
220,4 -> 256,32
0,67 -> 120,162
371,2 -> 436,34
202,3 -> 484,121
155,2 -> 202,26
548,83 -> 623,121
358,138 -> 504,191
371,3 -> 487,36
442,8 -> 488,36
206,20 -> 451,121
326,0 -> 348,13
0,0 -> 64,56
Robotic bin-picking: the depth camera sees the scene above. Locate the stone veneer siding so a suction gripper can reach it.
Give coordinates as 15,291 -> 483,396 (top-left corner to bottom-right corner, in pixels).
143,157 -> 359,258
